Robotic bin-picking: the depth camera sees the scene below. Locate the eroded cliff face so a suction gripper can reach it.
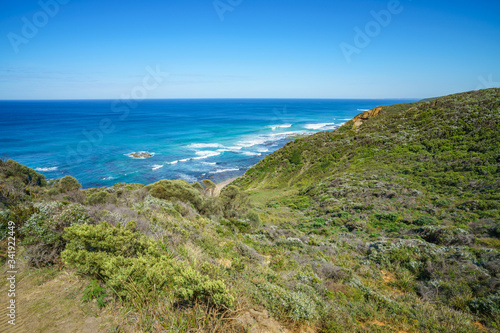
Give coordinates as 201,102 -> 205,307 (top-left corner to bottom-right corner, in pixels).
352,106 -> 383,130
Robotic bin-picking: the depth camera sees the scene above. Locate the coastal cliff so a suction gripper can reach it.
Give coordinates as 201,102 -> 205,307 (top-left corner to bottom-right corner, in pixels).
351,106 -> 383,129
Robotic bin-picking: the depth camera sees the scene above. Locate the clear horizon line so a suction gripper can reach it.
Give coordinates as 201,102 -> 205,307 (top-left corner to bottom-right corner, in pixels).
0,97 -> 422,101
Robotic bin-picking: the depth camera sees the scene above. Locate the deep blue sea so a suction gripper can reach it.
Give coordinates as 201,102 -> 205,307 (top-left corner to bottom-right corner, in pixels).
0,99 -> 414,188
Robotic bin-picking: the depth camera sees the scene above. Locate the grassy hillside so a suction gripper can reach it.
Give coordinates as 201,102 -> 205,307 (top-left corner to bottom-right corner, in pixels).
1,89 -> 499,332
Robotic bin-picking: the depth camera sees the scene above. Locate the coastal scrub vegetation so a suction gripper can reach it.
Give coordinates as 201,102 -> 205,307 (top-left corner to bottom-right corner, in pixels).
0,89 -> 499,332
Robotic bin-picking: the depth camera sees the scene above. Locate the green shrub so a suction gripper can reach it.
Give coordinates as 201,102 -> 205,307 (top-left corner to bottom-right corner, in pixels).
336,212 -> 350,219
288,149 -> 302,165
219,185 -> 250,218
257,282 -> 320,321
87,191 -> 110,205
192,182 -> 203,191
373,212 -> 400,223
221,218 -> 250,233
47,187 -> 60,196
0,159 -> 47,205
202,179 -> 216,196
62,221 -> 158,260
469,291 -> 500,318
59,176 -> 81,192
370,212 -> 405,232
368,240 -> 425,273
0,204 -> 38,241
322,321 -> 344,333
199,197 -> 222,216
413,215 -> 436,226
82,280 -> 108,309
246,210 -> 261,227
62,222 -> 234,308
149,179 -> 204,210
1,159 -> 47,187
20,202 -> 91,266
414,226 -> 472,245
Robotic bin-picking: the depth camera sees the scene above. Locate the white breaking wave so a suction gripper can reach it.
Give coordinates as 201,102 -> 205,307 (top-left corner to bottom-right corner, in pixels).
357,109 -> 370,111
224,146 -> 243,150
152,164 -> 163,171
101,176 -> 115,180
236,131 -> 305,148
202,162 -> 217,165
267,124 -> 292,131
178,173 -> 197,183
209,168 -> 240,174
174,151 -> 222,163
192,151 -> 221,160
303,123 -> 336,130
241,151 -> 261,156
35,167 -> 58,172
188,143 -> 224,149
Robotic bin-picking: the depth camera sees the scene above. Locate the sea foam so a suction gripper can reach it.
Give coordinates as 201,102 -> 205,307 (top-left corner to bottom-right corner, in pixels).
303,123 -> 336,130
241,151 -> 261,156
236,131 -> 304,148
35,166 -> 58,172
209,168 -> 240,174
192,151 -> 221,160
188,143 -> 224,149
267,124 -> 292,130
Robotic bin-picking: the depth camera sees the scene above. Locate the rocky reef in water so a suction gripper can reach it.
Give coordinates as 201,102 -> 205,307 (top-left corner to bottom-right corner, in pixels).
127,151 -> 154,159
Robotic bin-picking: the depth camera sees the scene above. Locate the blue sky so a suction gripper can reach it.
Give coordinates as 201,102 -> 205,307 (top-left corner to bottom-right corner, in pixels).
0,0 -> 499,99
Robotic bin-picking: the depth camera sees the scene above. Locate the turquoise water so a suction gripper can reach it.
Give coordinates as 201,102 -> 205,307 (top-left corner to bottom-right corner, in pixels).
0,99 -> 414,188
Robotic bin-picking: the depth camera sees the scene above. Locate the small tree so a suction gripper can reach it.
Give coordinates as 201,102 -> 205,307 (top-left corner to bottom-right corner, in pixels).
59,176 -> 81,193
149,179 -> 204,210
192,182 -> 203,191
220,185 -> 250,218
202,179 -> 217,197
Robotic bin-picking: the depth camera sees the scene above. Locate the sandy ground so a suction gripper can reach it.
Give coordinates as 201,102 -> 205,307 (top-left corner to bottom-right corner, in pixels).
214,177 -> 238,196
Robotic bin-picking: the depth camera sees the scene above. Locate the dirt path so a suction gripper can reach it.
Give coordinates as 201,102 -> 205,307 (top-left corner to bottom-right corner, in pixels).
0,267 -> 127,333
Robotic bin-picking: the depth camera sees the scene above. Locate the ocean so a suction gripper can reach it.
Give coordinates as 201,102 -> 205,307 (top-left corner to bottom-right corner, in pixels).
0,99 -> 414,188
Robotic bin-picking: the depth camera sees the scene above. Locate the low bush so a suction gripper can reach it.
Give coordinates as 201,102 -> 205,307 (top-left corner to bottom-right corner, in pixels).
0,159 -> 46,205
59,176 -> 81,193
82,280 -> 108,309
20,202 -> 91,266
413,215 -> 437,226
413,226 -> 472,245
149,179 -> 204,211
86,190 -> 113,205
219,185 -> 250,218
62,222 -> 235,308
257,282 -> 320,321
469,291 -> 500,318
